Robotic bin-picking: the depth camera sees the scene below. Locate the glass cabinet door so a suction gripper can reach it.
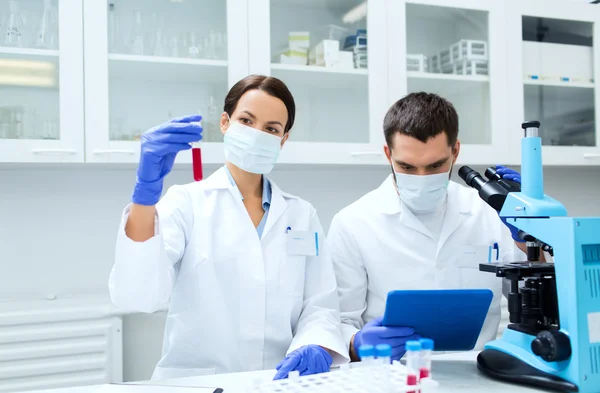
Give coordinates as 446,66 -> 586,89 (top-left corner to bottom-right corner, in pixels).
0,0 -> 84,163
405,3 -> 491,145
507,0 -> 600,165
522,17 -> 595,147
268,0 -> 370,145
85,0 -> 236,164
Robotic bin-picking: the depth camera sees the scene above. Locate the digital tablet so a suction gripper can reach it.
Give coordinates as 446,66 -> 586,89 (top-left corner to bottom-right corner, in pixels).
381,289 -> 494,351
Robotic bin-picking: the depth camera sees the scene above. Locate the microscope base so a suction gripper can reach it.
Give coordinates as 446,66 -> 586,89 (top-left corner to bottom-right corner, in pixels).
477,349 -> 578,392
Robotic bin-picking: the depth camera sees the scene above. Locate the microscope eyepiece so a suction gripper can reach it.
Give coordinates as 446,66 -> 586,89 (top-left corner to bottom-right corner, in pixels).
458,166 -> 486,192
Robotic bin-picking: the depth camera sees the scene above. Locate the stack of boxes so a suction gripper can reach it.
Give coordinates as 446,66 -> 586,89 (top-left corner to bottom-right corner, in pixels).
275,31 -> 310,65
343,29 -> 368,69
274,27 -> 367,70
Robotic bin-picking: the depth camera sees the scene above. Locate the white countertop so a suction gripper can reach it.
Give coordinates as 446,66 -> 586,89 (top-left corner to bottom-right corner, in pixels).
30,351 -> 549,393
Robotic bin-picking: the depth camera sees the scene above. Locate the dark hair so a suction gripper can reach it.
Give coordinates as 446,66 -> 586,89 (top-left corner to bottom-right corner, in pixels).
383,92 -> 459,148
224,74 -> 296,133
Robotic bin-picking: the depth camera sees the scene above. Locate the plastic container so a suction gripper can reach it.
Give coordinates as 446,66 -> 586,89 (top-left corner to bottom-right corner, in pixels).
450,39 -> 488,62
453,59 -> 488,76
407,54 -> 428,72
375,343 -> 392,365
419,338 -> 434,379
317,24 -> 348,42
358,344 -> 375,364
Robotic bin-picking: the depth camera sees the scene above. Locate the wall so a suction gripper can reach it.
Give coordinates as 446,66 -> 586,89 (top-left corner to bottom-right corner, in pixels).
1,163 -> 600,381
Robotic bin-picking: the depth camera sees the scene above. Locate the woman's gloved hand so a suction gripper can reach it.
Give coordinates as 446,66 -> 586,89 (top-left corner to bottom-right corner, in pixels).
353,316 -> 420,361
495,165 -> 524,242
273,345 -> 333,380
132,115 -> 203,205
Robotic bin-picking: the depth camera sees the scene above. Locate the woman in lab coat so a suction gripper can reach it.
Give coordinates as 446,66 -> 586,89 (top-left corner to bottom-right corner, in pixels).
109,75 -> 349,380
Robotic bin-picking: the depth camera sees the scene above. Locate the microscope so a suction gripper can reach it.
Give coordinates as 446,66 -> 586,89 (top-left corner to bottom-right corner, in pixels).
459,121 -> 600,393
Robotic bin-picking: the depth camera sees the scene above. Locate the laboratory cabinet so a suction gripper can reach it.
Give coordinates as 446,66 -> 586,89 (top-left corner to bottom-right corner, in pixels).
504,0 -> 600,165
0,0 -> 84,163
2,0 -> 600,166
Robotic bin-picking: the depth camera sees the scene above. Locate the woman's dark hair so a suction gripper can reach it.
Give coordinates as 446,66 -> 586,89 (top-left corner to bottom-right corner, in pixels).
224,74 -> 296,133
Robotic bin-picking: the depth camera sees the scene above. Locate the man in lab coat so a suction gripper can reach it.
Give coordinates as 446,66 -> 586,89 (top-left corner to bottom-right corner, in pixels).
328,92 -> 529,361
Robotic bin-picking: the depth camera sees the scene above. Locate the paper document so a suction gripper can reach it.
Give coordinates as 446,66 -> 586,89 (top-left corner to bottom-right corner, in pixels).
94,384 -> 223,393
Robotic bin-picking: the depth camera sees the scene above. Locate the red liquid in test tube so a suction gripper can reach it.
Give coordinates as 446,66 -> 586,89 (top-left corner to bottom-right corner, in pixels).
420,367 -> 430,379
192,143 -> 203,181
407,373 -> 417,393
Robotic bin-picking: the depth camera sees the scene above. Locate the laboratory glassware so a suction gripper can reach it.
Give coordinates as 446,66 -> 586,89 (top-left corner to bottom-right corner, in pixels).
188,32 -> 200,58
4,0 -> 26,47
108,1 -> 122,52
36,0 -> 58,49
130,10 -> 145,55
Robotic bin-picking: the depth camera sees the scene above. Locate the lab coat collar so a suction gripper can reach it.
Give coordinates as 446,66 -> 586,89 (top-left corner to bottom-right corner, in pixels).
377,175 -> 472,242
201,167 -> 297,239
436,181 -> 472,254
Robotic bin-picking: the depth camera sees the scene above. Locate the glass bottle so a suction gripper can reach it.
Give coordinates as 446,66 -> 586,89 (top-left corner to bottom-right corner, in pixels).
130,10 -> 145,55
4,0 -> 26,48
36,0 -> 58,49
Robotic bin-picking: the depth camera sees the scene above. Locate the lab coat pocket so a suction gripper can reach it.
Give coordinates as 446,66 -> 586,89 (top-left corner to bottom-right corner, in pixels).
279,255 -> 306,296
152,366 -> 216,380
458,245 -> 502,304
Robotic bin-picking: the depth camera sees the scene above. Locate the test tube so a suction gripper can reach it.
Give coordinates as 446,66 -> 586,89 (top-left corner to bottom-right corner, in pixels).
358,344 -> 375,366
192,142 -> 203,181
419,338 -> 434,379
375,343 -> 391,365
405,340 -> 421,393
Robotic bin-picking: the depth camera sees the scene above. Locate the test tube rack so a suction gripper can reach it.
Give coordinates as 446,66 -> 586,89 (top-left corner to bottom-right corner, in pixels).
247,363 -> 439,393
429,39 -> 489,76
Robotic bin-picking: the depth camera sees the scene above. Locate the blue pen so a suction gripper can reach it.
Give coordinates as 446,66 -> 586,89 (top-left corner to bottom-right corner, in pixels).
286,226 -> 291,233
493,242 -> 499,261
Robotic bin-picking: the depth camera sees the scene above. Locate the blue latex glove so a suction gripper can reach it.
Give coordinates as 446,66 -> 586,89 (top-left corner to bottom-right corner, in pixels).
353,316 -> 420,361
495,165 -> 524,242
273,345 -> 333,380
132,115 -> 203,205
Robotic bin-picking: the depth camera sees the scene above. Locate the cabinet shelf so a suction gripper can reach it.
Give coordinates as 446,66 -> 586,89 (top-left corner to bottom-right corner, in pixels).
107,54 -> 228,84
408,71 -> 489,100
0,47 -> 59,58
523,79 -> 594,88
271,63 -> 367,88
407,72 -> 490,83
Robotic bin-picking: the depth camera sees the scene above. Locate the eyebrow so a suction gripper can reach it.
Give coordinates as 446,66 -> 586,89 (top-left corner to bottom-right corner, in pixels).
395,157 -> 450,168
242,110 -> 283,127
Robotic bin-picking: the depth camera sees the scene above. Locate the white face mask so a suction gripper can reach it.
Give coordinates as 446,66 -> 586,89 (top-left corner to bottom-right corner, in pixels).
223,121 -> 282,174
394,164 -> 452,213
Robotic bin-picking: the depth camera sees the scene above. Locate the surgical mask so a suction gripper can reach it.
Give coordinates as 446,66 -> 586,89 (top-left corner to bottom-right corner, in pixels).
223,121 -> 282,174
394,165 -> 452,213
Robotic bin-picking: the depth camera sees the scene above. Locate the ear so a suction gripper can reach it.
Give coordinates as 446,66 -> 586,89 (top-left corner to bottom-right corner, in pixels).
452,140 -> 461,163
220,112 -> 229,135
280,132 -> 290,147
383,144 -> 392,164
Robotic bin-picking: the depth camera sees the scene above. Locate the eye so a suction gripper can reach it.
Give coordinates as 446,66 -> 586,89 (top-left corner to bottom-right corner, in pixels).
430,163 -> 443,169
267,127 -> 280,134
240,117 -> 252,125
400,165 -> 414,171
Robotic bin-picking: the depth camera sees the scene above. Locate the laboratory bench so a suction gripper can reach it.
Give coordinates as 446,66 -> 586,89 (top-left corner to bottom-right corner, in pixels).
27,351 -> 548,393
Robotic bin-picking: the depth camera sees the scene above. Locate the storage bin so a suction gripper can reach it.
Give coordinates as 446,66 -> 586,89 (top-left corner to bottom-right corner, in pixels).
407,54 -> 428,72
522,41 -> 593,82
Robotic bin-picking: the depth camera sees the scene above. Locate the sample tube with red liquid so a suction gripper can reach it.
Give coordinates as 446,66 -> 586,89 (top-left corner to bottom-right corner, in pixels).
419,338 -> 434,379
405,340 -> 421,393
192,142 -> 203,181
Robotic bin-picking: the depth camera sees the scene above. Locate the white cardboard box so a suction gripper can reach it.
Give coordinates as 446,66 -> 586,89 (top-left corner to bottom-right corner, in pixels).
523,41 -> 593,82
315,39 -> 340,67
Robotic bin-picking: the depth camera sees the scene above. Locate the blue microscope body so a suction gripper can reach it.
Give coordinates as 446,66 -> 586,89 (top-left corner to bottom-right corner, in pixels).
463,121 -> 600,392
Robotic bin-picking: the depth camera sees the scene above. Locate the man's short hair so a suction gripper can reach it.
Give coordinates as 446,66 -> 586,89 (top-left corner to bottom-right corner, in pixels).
384,92 -> 459,148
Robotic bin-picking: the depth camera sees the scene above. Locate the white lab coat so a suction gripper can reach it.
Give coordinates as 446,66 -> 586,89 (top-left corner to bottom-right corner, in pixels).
328,176 -> 517,351
109,167 -> 348,380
